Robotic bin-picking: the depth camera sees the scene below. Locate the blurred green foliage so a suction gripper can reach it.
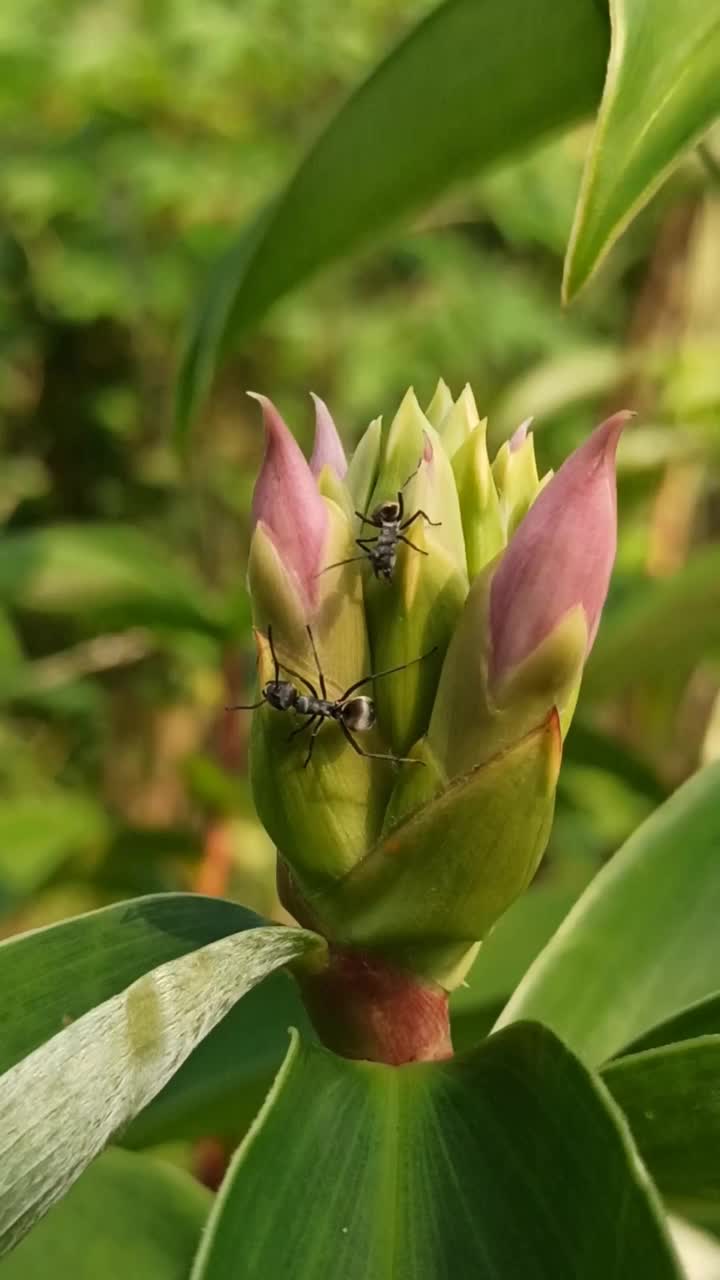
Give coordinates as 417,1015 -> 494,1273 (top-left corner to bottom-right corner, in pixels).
1,0 -> 720,989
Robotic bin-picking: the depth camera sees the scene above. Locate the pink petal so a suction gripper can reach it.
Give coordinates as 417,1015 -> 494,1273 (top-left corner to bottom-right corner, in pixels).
489,412 -> 632,685
309,393 -> 348,479
249,393 -> 328,614
509,417 -> 534,452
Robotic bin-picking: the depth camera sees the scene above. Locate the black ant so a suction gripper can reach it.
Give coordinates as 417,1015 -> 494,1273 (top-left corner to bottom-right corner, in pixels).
229,625 -> 434,768
322,455 -> 441,582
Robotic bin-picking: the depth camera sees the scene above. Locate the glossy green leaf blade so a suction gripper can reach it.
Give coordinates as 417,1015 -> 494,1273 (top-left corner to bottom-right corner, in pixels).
583,548 -> 720,701
175,0 -> 609,438
193,1023 -> 680,1280
495,763 -> 720,1064
0,924 -> 322,1255
1,1148 -> 209,1278
620,991 -> 720,1056
0,893 -> 259,1074
564,0 -> 720,299
603,1037 -> 720,1204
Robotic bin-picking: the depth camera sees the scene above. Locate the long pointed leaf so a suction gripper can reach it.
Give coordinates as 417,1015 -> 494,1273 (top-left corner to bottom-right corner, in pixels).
564,0 -> 720,299
175,0 -> 609,439
0,924 -> 323,1256
495,763 -> 720,1064
603,1036 -> 720,1206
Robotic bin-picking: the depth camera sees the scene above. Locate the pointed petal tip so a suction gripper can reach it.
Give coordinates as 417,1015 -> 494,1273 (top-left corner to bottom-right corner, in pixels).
249,393 -> 328,615
509,417 -> 534,452
309,392 -> 348,479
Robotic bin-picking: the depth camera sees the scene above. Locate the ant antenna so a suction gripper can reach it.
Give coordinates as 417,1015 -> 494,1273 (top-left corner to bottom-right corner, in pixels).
315,554 -> 369,578
398,435 -> 432,493
339,646 -> 437,701
267,624 -> 281,682
305,626 -> 327,698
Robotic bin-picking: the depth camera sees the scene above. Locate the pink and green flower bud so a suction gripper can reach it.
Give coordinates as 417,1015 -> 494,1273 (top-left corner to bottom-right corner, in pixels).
249,393 -> 328,622
451,419 -> 505,579
242,386 -> 630,1007
492,418 -> 549,537
429,413 -> 629,776
363,389 -> 467,754
246,395 -> 390,889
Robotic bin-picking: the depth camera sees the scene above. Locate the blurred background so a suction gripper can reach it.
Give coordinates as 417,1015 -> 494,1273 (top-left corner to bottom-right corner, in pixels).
1,0 -> 720,1005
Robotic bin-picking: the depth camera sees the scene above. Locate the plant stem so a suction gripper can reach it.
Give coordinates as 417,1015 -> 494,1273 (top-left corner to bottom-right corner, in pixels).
296,944 -> 453,1066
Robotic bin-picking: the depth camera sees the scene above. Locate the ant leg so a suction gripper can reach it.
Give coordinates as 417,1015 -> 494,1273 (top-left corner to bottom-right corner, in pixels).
355,511 -> 381,529
339,646 -> 438,699
288,713 -> 319,743
304,718 -> 324,769
399,534 -> 428,555
400,510 -> 441,530
305,626 -> 327,698
339,720 -> 423,766
396,489 -> 404,522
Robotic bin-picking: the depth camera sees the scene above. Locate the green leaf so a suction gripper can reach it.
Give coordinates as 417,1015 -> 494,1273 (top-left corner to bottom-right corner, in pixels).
193,1023 -> 680,1279
0,524 -> 224,635
124,976 -> 313,1148
584,548 -> 720,701
0,1148 -> 209,1278
175,0 -> 609,439
0,893 -> 259,1074
564,0 -> 720,299
620,991 -> 720,1055
0,918 -> 323,1254
603,1037 -> 720,1205
495,763 -> 720,1065
0,891 -> 311,1149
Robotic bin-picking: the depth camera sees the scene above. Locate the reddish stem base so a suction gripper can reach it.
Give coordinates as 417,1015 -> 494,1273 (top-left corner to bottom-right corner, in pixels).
297,945 -> 453,1066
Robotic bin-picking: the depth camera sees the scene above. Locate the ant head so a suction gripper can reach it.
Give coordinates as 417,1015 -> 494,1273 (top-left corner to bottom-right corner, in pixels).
374,499 -> 401,523
341,696 -> 375,732
264,680 -> 296,712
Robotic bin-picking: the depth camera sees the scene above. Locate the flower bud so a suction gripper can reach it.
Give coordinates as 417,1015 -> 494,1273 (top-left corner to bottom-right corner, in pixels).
249,394 -> 328,618
451,419 -> 504,579
436,383 -> 481,459
492,418 -> 547,538
309,393 -> 348,480
490,412 -> 630,686
362,389 -> 467,754
429,413 -> 629,774
242,386 -> 630,996
246,395 -> 390,889
425,378 -> 454,428
346,415 -> 382,514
